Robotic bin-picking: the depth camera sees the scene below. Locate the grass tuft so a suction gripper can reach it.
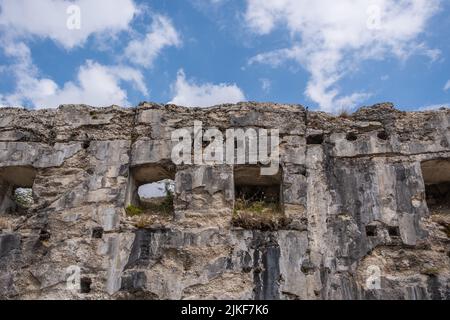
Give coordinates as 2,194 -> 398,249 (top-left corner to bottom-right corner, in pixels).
125,205 -> 143,217
142,192 -> 174,215
422,267 -> 440,276
337,107 -> 353,119
232,198 -> 290,231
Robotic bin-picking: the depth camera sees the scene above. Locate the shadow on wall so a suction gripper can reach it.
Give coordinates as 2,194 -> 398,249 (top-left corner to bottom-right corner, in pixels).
421,159 -> 450,214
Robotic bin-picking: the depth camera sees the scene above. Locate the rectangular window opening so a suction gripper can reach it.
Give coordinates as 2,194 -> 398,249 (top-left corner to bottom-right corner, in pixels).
232,165 -> 287,230
366,225 -> 378,237
0,166 -> 36,216
126,164 -> 176,219
421,159 -> 450,215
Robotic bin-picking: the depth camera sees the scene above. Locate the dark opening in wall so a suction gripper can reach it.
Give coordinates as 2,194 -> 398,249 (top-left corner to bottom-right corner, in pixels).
82,139 -> 91,150
306,134 -> 324,145
126,164 -> 175,217
388,226 -> 400,237
377,131 -> 389,141
421,159 -> 450,214
39,229 -> 51,241
346,132 -> 358,141
232,165 -> 289,230
424,183 -> 450,212
80,277 -> 92,294
366,225 -> 377,237
0,166 -> 36,216
92,227 -> 104,239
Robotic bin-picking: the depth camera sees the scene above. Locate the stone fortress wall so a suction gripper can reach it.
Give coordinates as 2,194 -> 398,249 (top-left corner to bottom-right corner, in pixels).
0,102 -> 449,299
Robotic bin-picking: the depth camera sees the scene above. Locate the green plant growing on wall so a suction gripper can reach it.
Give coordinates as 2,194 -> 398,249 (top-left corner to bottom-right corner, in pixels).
144,181 -> 174,215
232,188 -> 288,231
126,205 -> 143,217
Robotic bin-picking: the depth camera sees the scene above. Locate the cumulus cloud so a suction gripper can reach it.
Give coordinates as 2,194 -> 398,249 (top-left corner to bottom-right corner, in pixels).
0,40 -> 147,108
445,80 -> 450,91
245,0 -> 440,112
26,61 -> 148,108
169,70 -> 245,107
0,0 -> 138,49
0,1 -> 184,108
124,15 -> 181,68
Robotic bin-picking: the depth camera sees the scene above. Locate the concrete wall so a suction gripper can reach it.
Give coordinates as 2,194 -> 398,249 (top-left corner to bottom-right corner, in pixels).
0,102 -> 449,299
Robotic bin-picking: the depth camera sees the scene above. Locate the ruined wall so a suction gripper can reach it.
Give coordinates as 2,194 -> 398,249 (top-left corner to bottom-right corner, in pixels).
0,102 -> 449,300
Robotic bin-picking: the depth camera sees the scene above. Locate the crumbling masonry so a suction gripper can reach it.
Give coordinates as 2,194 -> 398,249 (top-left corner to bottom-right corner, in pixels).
0,102 -> 449,299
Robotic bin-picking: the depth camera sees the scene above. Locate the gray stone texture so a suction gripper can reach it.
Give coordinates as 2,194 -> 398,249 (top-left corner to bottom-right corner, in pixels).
0,102 -> 448,300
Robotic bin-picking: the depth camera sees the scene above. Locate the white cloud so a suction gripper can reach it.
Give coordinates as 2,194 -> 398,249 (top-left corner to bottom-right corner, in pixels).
169,70 -> 245,107
245,0 -> 440,112
0,0 -> 138,49
124,15 -> 181,68
444,80 -> 450,91
24,60 -> 148,108
0,41 -> 147,109
0,1 -> 180,108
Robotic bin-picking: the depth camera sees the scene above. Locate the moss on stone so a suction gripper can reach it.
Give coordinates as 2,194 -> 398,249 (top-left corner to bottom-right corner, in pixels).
126,205 -> 143,217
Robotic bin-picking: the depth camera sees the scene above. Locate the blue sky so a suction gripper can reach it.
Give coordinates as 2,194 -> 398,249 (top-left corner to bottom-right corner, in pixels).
0,0 -> 449,112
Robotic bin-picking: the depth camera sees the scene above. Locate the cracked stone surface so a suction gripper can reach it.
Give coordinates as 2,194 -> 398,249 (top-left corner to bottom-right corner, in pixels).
0,102 -> 449,300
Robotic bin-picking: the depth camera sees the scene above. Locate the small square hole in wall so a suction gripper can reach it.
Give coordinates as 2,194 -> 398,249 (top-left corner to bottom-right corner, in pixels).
388,226 -> 400,237
377,131 -> 389,141
366,225 -> 377,237
39,229 -> 51,241
92,227 -> 104,239
306,134 -> 324,145
80,277 -> 92,294
346,132 -> 358,141
0,166 -> 36,216
126,164 -> 176,218
233,165 -> 287,230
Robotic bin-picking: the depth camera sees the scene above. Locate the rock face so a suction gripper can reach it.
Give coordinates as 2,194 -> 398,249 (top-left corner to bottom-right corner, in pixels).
0,102 -> 449,300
